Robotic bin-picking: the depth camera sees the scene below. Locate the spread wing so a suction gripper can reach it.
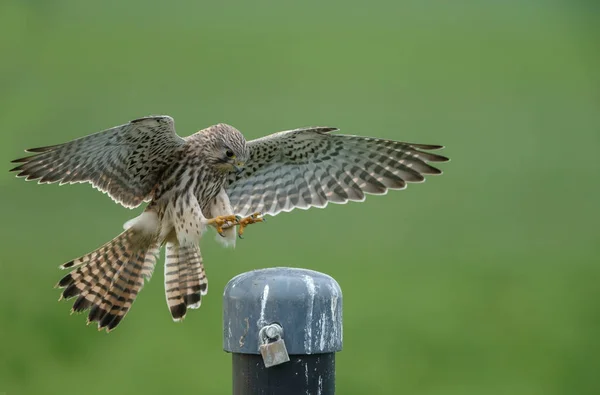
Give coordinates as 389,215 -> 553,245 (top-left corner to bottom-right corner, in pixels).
10,116 -> 185,208
225,127 -> 449,217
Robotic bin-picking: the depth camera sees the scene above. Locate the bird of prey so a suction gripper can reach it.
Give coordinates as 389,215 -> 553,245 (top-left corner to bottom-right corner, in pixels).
10,115 -> 448,332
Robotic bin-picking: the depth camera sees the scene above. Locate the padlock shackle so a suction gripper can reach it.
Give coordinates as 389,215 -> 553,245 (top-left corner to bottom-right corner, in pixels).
259,323 -> 284,345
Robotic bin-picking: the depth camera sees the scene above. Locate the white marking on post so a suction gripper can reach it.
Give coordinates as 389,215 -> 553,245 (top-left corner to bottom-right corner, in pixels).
303,275 -> 316,353
319,312 -> 327,351
305,364 -> 309,391
257,284 -> 270,328
317,375 -> 323,395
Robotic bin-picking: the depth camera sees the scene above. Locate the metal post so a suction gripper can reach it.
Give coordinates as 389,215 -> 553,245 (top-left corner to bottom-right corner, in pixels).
223,267 -> 343,395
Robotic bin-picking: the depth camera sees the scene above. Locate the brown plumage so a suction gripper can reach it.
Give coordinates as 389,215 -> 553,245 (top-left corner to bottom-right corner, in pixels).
10,115 -> 448,332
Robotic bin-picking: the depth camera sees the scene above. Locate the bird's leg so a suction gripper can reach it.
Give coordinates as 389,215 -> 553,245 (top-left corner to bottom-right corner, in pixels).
207,213 -> 265,238
237,212 -> 265,239
206,215 -> 240,237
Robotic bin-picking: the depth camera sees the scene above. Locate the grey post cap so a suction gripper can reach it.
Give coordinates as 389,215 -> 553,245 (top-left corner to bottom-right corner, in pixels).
223,267 -> 343,355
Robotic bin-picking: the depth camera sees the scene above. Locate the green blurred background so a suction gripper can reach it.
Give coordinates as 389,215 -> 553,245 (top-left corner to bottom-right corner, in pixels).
1,1 -> 598,394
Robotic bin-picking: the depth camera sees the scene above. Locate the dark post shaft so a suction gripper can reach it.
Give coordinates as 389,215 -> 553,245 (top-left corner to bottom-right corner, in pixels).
223,267 -> 343,395
232,353 -> 335,395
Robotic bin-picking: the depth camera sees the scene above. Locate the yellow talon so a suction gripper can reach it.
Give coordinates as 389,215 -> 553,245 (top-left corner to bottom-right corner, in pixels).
206,215 -> 239,236
238,212 -> 265,239
207,213 -> 265,238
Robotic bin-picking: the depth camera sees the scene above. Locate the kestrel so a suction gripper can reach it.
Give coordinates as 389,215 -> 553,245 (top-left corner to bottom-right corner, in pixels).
10,116 -> 448,332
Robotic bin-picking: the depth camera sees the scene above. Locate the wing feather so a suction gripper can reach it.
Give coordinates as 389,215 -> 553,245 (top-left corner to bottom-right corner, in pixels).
226,127 -> 448,217
10,116 -> 185,208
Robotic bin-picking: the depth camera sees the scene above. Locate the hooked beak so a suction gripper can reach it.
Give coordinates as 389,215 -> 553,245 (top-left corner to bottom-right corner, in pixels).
233,162 -> 244,175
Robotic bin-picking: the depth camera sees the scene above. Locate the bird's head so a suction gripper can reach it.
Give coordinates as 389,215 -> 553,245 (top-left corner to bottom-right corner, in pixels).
201,123 -> 248,174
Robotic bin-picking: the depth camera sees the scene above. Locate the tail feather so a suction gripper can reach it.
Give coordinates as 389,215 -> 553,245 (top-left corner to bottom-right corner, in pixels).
60,235 -> 123,270
56,228 -> 158,332
180,245 -> 207,309
97,249 -> 145,331
142,244 -> 160,280
164,242 -> 207,321
165,242 -> 186,321
177,248 -> 194,308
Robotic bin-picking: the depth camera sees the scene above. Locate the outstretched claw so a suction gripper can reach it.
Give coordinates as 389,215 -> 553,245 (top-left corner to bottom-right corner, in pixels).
206,215 -> 239,237
238,212 -> 265,239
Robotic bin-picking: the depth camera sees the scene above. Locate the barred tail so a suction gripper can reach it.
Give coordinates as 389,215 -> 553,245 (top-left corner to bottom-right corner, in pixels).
164,242 -> 207,321
56,228 -> 159,332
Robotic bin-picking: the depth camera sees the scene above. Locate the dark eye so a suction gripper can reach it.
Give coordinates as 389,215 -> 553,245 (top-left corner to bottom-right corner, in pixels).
226,150 -> 235,158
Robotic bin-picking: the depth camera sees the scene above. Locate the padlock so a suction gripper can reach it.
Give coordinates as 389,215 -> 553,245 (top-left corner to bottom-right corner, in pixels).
259,337 -> 290,368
